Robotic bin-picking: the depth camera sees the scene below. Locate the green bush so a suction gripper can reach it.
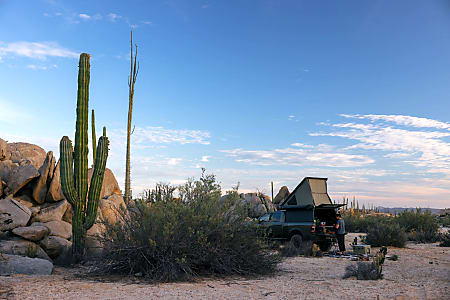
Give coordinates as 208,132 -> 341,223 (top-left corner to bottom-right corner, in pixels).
343,215 -> 386,233
94,172 -> 280,282
397,209 -> 439,243
439,233 -> 450,247
365,221 -> 407,247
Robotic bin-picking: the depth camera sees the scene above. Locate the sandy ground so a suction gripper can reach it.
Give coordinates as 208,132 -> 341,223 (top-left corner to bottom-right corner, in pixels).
1,234 -> 449,300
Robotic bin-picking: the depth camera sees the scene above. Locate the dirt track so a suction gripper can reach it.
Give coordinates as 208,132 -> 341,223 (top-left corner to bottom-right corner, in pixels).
1,236 -> 449,300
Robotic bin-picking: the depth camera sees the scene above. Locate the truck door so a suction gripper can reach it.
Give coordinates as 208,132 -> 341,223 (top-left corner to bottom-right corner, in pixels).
269,211 -> 284,238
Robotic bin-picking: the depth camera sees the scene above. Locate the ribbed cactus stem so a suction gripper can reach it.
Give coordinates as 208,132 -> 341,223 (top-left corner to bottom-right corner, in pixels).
59,53 -> 109,261
74,53 -> 90,209
85,135 -> 109,229
91,109 -> 96,165
103,126 -> 106,137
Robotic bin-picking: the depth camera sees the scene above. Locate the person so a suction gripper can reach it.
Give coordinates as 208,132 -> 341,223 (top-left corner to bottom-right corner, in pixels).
335,213 -> 346,255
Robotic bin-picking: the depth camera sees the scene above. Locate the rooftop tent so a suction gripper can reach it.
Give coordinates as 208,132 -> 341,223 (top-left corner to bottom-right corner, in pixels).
280,177 -> 333,209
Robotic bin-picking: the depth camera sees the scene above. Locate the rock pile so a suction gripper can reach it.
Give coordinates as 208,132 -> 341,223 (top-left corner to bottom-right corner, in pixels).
0,138 -> 124,274
221,192 -> 276,219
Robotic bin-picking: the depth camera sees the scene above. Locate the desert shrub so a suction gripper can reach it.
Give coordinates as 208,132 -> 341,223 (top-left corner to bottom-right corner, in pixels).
438,214 -> 450,227
344,248 -> 386,280
343,261 -> 383,280
344,215 -> 386,233
281,239 -> 315,257
365,221 -> 407,247
397,209 -> 439,243
439,233 -> 450,247
408,229 -> 440,243
94,173 -> 280,282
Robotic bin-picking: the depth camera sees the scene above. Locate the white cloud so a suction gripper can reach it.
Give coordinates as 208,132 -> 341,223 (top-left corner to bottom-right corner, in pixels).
132,126 -> 211,145
341,114 -> 450,130
79,13 -> 91,20
108,13 -> 122,22
221,145 -> 374,168
201,156 -> 210,162
167,158 -> 182,166
0,41 -> 79,60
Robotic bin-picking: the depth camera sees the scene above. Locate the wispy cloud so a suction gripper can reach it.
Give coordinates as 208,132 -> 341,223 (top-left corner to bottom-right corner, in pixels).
107,13 -> 122,22
0,41 -> 79,60
79,13 -> 91,20
312,114 -> 450,174
109,126 -> 211,147
201,156 -> 210,162
341,114 -> 450,130
222,143 -> 374,168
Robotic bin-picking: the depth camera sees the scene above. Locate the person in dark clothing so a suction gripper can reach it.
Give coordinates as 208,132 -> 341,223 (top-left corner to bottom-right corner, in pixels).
335,213 -> 346,255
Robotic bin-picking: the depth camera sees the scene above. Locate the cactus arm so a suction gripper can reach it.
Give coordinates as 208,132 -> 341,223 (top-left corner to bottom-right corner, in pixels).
103,126 -> 106,137
91,109 -> 96,165
84,135 -> 109,230
74,53 -> 90,209
59,136 -> 78,206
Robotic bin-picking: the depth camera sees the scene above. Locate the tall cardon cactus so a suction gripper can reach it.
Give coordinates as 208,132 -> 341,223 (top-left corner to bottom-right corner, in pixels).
60,53 -> 109,260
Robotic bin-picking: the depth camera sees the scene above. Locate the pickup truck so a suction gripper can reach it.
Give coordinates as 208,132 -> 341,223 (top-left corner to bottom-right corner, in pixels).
258,205 -> 342,251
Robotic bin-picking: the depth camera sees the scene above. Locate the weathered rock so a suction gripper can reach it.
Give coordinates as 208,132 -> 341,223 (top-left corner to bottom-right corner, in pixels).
86,223 -> 104,257
32,151 -> 54,204
0,238 -> 51,261
47,154 -> 55,185
12,225 -> 49,242
7,164 -> 39,195
42,220 -> 72,239
99,194 -> 126,224
30,206 -> 41,217
0,138 -> 7,160
40,236 -> 72,258
7,142 -> 46,170
273,186 -> 290,204
88,168 -> 121,199
0,254 -> 53,275
45,160 -> 65,202
13,194 -> 36,208
0,177 -> 3,197
62,204 -> 73,224
241,193 -> 268,218
0,197 -> 31,231
33,199 -> 68,223
0,160 -> 17,184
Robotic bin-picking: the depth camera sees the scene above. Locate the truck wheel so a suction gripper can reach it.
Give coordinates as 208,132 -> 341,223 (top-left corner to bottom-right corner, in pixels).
290,234 -> 303,248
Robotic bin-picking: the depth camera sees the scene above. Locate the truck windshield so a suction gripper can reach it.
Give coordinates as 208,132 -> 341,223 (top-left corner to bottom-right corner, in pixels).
270,211 -> 283,222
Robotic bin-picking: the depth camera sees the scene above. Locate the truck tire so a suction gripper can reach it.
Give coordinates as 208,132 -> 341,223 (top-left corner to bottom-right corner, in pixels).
290,234 -> 303,249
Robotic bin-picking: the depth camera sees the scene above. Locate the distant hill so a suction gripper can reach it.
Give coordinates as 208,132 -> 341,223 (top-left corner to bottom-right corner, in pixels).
376,207 -> 444,215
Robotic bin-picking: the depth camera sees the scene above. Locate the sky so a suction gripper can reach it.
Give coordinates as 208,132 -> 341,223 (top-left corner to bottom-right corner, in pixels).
1,0 -> 450,208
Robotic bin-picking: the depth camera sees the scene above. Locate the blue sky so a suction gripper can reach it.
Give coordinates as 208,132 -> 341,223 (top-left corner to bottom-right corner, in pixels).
1,0 -> 450,208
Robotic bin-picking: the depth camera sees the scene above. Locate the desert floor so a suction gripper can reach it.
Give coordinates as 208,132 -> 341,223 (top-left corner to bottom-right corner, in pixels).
1,234 -> 449,300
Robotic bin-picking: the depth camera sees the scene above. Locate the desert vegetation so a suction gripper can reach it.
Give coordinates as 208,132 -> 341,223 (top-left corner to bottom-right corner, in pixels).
92,170 -> 280,281
344,207 -> 448,247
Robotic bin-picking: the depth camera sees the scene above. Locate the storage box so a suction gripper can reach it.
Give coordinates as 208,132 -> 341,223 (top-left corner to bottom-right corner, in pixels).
352,244 -> 371,255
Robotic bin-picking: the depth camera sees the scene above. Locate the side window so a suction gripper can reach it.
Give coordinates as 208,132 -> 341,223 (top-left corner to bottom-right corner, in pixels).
287,195 -> 297,205
270,211 -> 283,222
